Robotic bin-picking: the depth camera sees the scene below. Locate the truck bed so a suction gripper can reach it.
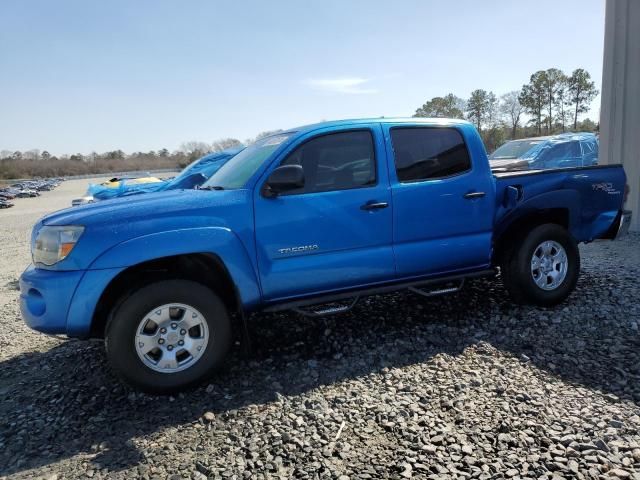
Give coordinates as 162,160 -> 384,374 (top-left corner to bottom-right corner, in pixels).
493,164 -> 627,243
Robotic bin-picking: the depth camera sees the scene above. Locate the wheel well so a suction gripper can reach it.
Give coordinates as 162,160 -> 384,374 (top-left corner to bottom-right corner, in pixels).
90,253 -> 239,338
493,208 -> 570,265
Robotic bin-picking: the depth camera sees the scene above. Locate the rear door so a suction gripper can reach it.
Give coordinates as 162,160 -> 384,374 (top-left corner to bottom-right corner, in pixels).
254,125 -> 395,301
383,124 -> 495,278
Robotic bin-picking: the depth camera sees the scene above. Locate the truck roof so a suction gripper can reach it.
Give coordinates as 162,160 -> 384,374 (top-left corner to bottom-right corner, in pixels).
280,117 -> 473,136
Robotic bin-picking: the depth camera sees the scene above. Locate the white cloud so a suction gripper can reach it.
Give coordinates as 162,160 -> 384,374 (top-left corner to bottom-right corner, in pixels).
305,77 -> 378,94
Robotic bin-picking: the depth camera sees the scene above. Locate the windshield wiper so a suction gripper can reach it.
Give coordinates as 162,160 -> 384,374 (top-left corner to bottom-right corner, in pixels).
199,185 -> 224,191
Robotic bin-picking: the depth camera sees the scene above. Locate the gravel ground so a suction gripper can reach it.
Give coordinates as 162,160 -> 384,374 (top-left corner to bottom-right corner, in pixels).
1,180 -> 639,479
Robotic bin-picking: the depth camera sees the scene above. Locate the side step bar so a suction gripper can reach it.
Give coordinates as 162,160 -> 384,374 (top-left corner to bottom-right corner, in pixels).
293,296 -> 360,318
409,279 -> 464,298
263,269 -> 496,316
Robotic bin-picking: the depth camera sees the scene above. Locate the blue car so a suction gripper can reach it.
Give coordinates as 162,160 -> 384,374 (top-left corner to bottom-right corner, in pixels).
74,147 -> 244,204
489,133 -> 598,172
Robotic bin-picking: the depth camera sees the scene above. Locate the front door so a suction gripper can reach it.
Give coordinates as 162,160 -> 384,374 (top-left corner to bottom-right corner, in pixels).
254,125 -> 395,301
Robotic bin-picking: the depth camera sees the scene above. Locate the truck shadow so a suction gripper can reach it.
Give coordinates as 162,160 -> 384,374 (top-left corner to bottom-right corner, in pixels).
0,272 -> 638,476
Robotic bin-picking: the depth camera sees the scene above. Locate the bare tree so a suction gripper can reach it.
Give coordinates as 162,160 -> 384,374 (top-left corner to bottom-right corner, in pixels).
485,92 -> 500,128
180,141 -> 210,157
23,149 -> 40,160
211,138 -> 242,152
500,91 -> 524,139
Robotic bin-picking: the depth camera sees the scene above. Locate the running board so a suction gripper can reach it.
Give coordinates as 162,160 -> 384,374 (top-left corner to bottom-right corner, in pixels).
293,296 -> 360,318
408,279 -> 464,298
262,268 -> 496,314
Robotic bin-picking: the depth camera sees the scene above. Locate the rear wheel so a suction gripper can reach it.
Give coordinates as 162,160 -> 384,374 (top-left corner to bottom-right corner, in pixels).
105,280 -> 231,393
501,224 -> 580,306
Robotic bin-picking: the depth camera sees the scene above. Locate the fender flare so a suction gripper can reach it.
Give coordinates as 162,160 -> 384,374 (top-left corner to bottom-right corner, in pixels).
88,227 -> 262,307
494,189 -> 581,241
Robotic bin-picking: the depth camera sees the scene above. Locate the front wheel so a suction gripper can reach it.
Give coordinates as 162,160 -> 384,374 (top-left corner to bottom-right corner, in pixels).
501,224 -> 580,307
105,280 -> 231,393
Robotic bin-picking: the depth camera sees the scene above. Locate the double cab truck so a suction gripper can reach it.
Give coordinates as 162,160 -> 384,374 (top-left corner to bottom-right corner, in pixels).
20,118 -> 632,393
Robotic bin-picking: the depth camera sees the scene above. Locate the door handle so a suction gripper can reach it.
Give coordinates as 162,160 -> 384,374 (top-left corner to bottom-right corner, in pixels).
360,201 -> 389,210
463,191 -> 486,199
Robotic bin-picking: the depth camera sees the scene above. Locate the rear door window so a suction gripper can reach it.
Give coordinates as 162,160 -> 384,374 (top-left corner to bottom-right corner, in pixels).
390,127 -> 471,182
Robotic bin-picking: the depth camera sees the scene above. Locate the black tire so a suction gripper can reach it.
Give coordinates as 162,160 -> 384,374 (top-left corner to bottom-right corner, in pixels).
501,223 -> 580,307
105,280 -> 231,394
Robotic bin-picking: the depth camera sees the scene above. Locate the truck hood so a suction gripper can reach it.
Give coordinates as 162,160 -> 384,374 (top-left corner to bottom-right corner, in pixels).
42,189 -> 247,227
36,188 -> 254,271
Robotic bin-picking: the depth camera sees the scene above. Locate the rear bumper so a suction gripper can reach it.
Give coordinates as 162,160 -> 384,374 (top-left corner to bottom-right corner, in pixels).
601,209 -> 632,240
617,210 -> 633,239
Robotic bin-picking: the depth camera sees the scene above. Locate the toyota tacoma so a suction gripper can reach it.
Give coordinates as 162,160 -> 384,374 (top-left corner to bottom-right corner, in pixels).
20,118 -> 632,392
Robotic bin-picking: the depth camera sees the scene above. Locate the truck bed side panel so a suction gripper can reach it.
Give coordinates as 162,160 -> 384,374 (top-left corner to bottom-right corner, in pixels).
494,165 -> 627,242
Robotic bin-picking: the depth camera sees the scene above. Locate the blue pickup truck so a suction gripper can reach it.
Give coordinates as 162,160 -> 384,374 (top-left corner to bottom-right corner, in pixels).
20,118 -> 631,392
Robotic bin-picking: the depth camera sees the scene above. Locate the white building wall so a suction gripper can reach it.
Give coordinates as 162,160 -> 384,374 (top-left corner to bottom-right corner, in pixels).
600,0 -> 640,231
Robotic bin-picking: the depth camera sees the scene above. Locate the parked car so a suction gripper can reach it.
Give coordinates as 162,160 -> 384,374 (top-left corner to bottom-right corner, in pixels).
0,178 -> 61,200
489,132 -> 598,172
20,118 -> 631,393
10,188 -> 39,198
72,147 -> 243,206
0,199 -> 13,209
11,179 -> 61,192
0,191 -> 16,200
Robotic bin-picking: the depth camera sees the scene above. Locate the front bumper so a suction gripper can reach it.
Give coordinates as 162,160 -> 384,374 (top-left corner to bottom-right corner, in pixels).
20,265 -> 124,338
20,265 -> 84,335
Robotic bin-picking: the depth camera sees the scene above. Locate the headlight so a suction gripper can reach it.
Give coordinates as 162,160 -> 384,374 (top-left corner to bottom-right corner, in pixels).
33,225 -> 84,266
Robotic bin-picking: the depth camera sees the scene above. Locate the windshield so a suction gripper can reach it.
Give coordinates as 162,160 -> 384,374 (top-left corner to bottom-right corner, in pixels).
490,140 -> 543,160
202,133 -> 293,189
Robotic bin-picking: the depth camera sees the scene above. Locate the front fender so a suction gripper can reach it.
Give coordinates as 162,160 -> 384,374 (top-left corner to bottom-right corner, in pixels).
89,227 -> 262,308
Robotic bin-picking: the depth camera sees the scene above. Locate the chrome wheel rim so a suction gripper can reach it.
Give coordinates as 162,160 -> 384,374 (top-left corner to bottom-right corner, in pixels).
134,303 -> 209,373
530,240 -> 568,291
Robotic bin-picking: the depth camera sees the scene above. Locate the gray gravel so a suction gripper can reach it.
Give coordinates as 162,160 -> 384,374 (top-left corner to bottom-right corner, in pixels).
1,182 -> 640,479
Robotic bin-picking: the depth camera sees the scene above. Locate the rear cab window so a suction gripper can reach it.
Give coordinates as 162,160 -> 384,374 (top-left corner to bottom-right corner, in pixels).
390,127 -> 471,182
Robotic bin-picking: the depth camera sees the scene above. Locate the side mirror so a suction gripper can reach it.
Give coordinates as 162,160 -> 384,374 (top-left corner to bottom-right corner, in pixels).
264,165 -> 304,197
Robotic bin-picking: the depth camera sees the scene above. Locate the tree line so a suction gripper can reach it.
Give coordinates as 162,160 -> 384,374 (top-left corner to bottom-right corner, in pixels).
413,68 -> 599,152
0,132 -> 280,180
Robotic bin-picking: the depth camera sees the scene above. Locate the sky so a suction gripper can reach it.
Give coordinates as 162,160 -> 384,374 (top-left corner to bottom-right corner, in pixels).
0,0 -> 605,155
